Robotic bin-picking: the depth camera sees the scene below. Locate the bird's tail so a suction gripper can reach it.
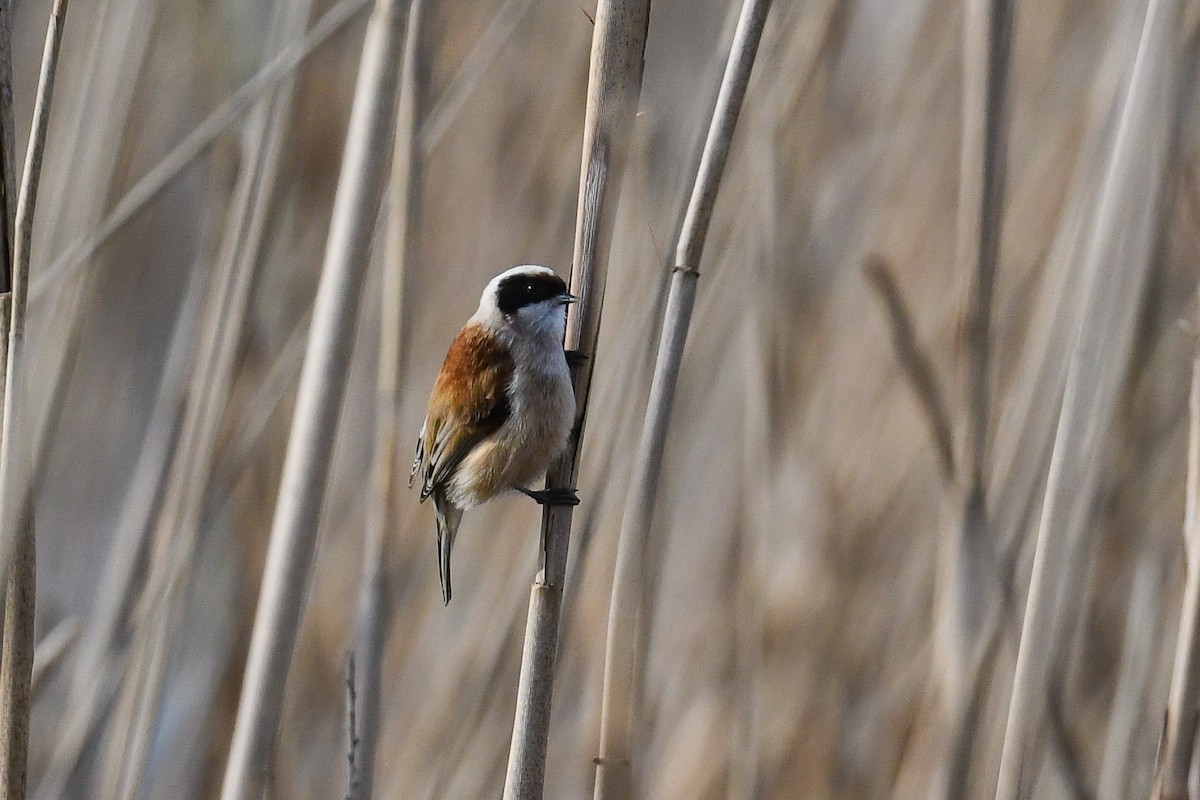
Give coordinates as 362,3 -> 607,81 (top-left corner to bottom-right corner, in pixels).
433,490 -> 462,605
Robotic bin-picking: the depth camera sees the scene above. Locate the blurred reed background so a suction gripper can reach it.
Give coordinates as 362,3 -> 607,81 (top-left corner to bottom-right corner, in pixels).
2,0 -> 1199,797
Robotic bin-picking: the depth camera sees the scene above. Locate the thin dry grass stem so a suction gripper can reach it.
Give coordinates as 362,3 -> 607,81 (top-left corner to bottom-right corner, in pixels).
863,255 -> 955,480
0,0 -> 14,296
418,0 -> 536,152
502,1 -> 653,796
957,0 -> 1012,501
988,0 -> 1139,587
7,21 -> 167,785
937,0 -> 1014,790
36,0 -> 157,274
97,584 -> 173,800
215,307 -> 310,483
1099,554 -> 1161,800
351,2 -> 425,797
29,0 -> 372,302
344,654 -> 360,800
0,3 -> 68,796
728,316 -> 772,800
31,256 -> 204,800
1155,351 -> 1200,800
994,0 -> 1185,795
0,4 -> 13,737
100,1 -> 316,791
591,1 -> 770,797
28,615 -> 78,695
219,0 -> 410,795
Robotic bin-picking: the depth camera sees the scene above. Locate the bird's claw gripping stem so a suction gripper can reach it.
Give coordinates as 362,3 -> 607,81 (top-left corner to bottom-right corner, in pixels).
517,486 -> 581,507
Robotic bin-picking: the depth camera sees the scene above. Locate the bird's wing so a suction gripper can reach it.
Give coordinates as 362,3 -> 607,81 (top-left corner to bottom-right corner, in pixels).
411,324 -> 514,501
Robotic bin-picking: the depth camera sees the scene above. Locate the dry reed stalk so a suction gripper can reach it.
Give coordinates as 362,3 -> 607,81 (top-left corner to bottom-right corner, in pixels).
351,1 -> 425,797
941,0 -> 1013,686
31,256 -> 205,800
988,0 -> 1139,582
417,0 -> 536,153
728,315 -> 773,800
935,0 -> 1013,792
35,0 -> 156,275
1155,351 -> 1200,799
0,0 -> 13,296
501,1 -> 653,796
96,577 -> 173,800
95,1 -> 316,790
1,22 -> 170,784
5,14 -> 167,785
591,0 -> 770,796
29,0 -> 372,302
0,3 -> 68,797
219,0 -> 410,795
98,575 -> 175,800
1098,554 -> 1161,800
993,0 -> 1184,795
0,6 -> 13,734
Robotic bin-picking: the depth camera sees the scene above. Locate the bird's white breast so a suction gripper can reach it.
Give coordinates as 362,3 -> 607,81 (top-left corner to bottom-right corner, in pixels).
447,324 -> 575,508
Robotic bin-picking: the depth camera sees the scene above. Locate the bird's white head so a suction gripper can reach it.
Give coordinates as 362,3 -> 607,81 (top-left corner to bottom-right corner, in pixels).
475,264 -> 575,341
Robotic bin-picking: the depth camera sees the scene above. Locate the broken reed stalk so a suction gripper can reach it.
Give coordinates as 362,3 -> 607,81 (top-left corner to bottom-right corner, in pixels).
350,1 -> 425,798
863,257 -> 955,481
993,0 -> 1184,795
592,0 -> 771,796
219,0 -> 410,796
1155,352 -> 1200,800
0,3 -> 67,798
501,1 -> 653,797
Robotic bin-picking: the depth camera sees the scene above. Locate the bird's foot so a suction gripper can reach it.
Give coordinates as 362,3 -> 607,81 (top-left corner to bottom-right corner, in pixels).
564,349 -> 588,368
517,486 -> 581,507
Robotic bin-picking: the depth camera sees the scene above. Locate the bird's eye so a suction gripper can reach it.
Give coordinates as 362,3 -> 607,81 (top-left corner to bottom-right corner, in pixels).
525,282 -> 536,295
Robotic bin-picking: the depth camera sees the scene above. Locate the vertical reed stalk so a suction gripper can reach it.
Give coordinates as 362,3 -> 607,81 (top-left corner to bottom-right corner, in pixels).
591,1 -> 771,796
0,1 -> 68,797
219,0 -> 410,795
501,1 -> 653,797
937,0 -> 1013,791
351,1 -> 425,797
1155,352 -> 1200,800
994,0 -> 1183,795
1097,554 -> 1160,800
942,0 -> 1013,685
0,0 -> 13,298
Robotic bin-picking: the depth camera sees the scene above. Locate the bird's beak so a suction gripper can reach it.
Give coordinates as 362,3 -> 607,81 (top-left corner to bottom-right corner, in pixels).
558,291 -> 577,305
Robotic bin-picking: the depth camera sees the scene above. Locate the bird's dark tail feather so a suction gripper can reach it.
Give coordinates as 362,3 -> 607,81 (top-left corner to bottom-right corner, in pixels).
433,490 -> 462,605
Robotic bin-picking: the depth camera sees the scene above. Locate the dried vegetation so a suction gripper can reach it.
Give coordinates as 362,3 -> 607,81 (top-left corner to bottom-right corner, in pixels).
0,0 -> 1197,797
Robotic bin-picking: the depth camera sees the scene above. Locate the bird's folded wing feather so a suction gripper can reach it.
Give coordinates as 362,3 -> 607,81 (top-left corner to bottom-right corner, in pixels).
413,325 -> 514,501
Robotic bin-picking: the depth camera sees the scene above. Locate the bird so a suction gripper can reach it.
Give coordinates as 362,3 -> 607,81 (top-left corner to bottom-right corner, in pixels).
410,265 -> 582,604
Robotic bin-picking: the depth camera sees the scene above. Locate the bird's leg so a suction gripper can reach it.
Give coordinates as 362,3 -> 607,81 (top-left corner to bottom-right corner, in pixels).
517,486 -> 581,507
564,349 -> 588,369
